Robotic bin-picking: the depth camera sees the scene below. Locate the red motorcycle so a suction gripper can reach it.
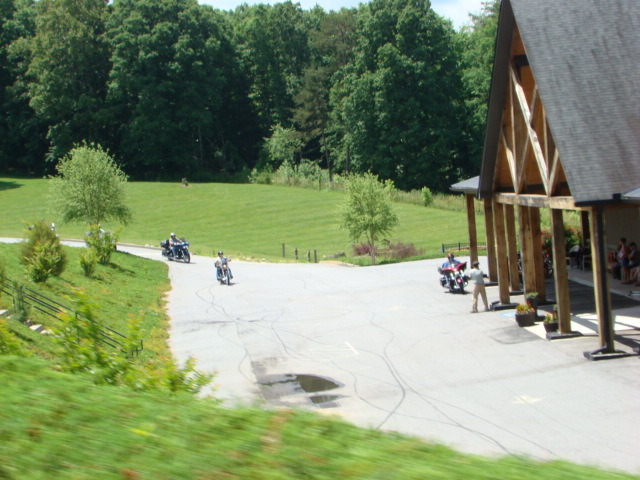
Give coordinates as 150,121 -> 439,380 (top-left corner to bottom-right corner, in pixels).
438,261 -> 468,293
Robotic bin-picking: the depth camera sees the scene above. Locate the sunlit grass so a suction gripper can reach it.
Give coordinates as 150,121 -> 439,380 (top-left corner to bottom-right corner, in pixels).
0,242 -> 170,362
0,177 -> 481,261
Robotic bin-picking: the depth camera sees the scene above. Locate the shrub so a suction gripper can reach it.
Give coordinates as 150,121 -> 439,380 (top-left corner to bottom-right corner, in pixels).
26,241 -> 66,283
85,224 -> 119,265
352,243 -> 374,256
53,288 -> 213,394
540,225 -> 583,257
20,219 -> 67,278
421,187 -> 433,207
385,241 -> 423,259
79,248 -> 98,277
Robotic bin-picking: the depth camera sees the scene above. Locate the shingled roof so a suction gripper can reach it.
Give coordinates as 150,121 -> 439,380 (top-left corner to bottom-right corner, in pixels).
479,0 -> 640,205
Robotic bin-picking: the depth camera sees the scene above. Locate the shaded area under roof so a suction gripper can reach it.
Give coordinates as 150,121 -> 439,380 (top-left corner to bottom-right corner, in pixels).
480,0 -> 640,205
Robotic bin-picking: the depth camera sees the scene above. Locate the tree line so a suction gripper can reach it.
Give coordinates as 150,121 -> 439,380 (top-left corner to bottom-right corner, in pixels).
0,0 -> 499,192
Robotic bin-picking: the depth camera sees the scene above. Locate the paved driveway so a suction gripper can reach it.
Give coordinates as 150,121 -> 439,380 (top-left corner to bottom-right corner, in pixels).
113,245 -> 640,475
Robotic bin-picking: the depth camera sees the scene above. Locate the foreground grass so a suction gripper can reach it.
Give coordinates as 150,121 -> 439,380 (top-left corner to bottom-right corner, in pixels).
0,177 -> 479,261
1,355 -> 635,480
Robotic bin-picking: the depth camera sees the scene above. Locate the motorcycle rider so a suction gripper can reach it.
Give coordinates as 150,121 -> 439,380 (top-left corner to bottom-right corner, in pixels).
169,233 -> 182,258
442,253 -> 460,269
215,251 -> 233,280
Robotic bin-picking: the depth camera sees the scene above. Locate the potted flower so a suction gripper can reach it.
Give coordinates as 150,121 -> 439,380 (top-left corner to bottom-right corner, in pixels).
525,292 -> 539,309
515,303 -> 536,327
543,312 -> 559,333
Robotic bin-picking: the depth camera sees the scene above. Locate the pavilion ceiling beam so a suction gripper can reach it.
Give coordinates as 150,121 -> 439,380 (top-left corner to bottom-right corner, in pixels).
494,193 -> 576,210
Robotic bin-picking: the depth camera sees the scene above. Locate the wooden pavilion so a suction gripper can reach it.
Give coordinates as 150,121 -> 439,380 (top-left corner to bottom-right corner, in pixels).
458,0 -> 640,359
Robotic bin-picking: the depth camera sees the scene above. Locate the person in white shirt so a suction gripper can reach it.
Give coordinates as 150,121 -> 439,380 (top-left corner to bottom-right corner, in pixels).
468,261 -> 489,313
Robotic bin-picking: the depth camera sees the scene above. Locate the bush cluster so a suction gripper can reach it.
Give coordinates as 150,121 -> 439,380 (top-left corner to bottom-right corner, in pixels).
52,289 -> 214,395
385,241 -> 424,259
352,241 -> 423,259
84,224 -> 119,265
20,219 -> 67,283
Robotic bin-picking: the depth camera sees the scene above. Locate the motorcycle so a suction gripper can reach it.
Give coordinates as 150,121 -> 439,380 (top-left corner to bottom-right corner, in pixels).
215,260 -> 231,285
161,239 -> 191,263
438,261 -> 468,293
517,251 -> 553,280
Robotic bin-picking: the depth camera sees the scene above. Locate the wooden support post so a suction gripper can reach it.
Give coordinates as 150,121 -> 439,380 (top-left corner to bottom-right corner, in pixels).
530,207 -> 546,301
483,198 -> 497,282
580,209 -> 590,246
518,206 -> 536,295
504,204 -> 520,291
551,209 -> 571,333
493,200 -> 510,304
588,205 -> 615,353
466,194 -> 479,265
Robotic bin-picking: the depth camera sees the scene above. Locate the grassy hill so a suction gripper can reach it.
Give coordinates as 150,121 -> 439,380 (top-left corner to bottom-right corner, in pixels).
0,177 -> 479,261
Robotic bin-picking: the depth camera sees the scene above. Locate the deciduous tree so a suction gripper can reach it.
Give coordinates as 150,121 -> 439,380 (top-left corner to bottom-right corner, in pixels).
49,143 -> 132,226
339,172 -> 398,265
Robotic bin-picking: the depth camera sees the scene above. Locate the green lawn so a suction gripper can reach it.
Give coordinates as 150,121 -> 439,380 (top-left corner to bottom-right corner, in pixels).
0,242 -> 170,362
0,177 -> 479,261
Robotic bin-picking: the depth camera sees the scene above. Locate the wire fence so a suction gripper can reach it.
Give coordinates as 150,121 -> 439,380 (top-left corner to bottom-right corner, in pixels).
281,244 -> 319,263
1,277 -> 143,355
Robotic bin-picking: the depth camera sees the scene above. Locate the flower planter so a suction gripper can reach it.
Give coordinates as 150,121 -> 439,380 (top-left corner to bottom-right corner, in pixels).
543,321 -> 559,333
515,312 -> 536,327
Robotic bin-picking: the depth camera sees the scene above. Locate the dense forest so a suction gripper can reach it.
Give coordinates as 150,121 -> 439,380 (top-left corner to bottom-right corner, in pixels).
0,0 -> 498,192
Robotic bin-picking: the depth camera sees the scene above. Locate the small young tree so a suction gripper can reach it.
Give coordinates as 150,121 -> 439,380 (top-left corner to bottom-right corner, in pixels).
49,143 -> 132,226
339,173 -> 399,265
20,219 -> 67,281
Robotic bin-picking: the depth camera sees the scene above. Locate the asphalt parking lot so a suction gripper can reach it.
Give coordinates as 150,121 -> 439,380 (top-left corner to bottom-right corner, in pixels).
114,245 -> 639,475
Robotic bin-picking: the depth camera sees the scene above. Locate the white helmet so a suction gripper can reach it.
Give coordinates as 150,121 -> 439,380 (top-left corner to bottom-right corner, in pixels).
171,233 -> 175,236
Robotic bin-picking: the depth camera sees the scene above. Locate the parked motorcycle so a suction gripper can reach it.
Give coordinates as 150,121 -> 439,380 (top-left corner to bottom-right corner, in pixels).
215,260 -> 231,285
517,251 -> 553,280
438,261 -> 468,293
161,239 -> 191,263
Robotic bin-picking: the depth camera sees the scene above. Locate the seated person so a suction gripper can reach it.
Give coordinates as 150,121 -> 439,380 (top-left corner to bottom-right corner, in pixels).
442,253 -> 460,269
169,232 -> 183,256
215,251 -> 233,279
623,242 -> 640,284
610,237 -> 627,280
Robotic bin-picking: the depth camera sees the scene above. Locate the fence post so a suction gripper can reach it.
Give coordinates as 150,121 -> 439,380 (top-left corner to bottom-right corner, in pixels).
314,250 -> 317,263
307,250 -> 311,262
282,243 -> 285,258
441,244 -> 445,253
295,248 -> 298,260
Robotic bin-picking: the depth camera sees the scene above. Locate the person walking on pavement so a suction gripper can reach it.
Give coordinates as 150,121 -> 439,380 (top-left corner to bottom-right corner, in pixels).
469,261 -> 489,313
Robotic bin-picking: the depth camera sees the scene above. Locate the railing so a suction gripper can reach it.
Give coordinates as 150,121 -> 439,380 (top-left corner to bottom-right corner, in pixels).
441,242 -> 487,253
1,277 -> 143,355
